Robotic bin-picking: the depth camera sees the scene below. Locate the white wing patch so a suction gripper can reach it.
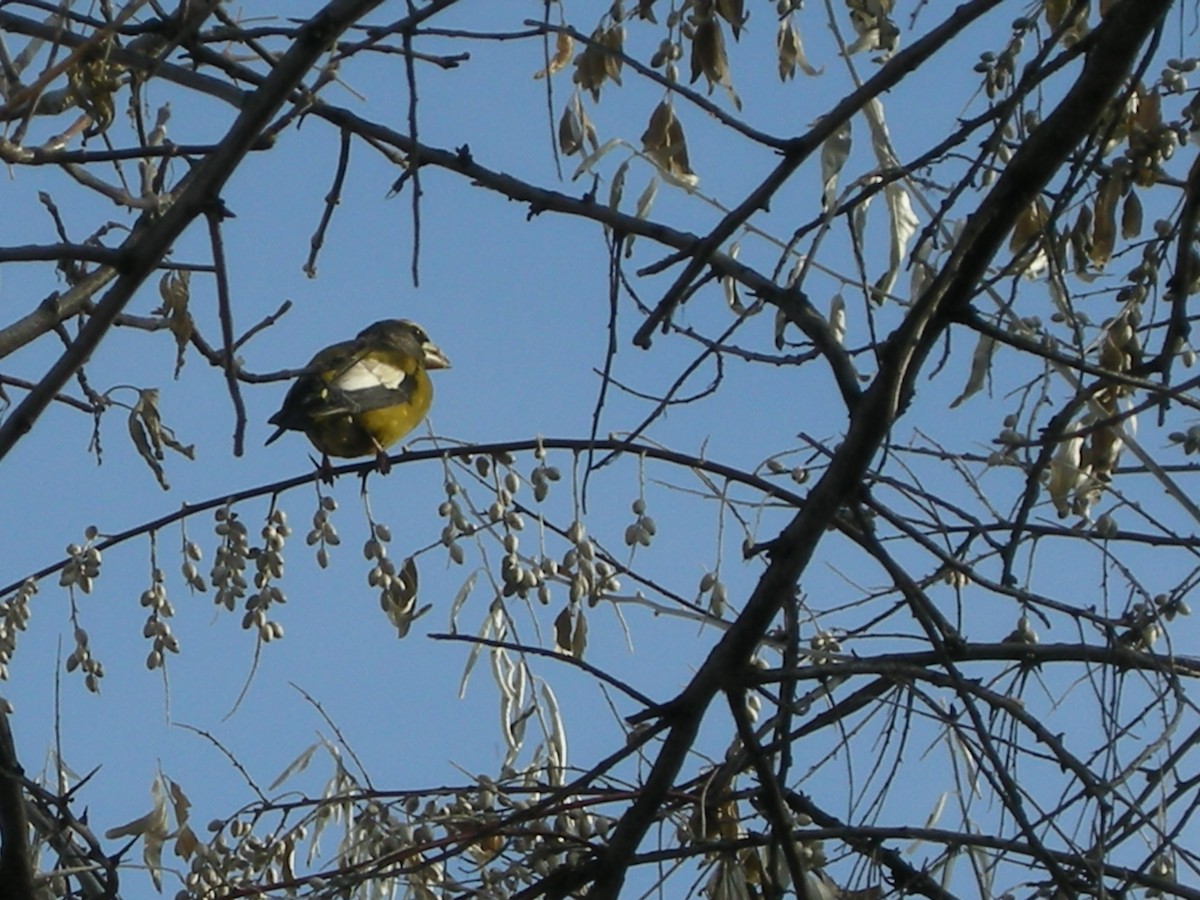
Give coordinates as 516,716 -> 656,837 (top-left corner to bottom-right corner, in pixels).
334,357 -> 407,392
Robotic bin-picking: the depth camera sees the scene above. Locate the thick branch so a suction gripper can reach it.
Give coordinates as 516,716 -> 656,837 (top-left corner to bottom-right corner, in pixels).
0,712 -> 32,900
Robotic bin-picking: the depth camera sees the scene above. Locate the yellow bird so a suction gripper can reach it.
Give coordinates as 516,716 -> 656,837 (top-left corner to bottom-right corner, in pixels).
266,319 -> 450,476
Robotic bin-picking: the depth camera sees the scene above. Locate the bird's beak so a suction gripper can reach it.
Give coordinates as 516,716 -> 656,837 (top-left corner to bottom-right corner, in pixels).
422,342 -> 451,370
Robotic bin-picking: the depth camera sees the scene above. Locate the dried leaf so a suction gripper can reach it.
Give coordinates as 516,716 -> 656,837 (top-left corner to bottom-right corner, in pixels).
105,776 -> 170,891
1086,423 -> 1123,481
723,241 -> 744,312
534,30 -> 574,79
458,600 -> 498,698
641,100 -> 698,187
573,27 -> 610,101
949,334 -> 995,408
155,270 -> 193,378
173,823 -> 200,861
167,779 -> 191,825
777,17 -> 822,80
269,743 -> 320,791
540,680 -> 567,783
1009,199 -> 1050,277
874,182 -> 917,302
807,872 -> 844,900
634,174 -> 658,220
128,404 -> 168,491
553,606 -> 573,654
715,0 -> 746,38
1044,0 -> 1070,28
829,293 -> 847,346
579,97 -> 599,153
601,24 -> 625,85
558,96 -> 584,156
571,607 -> 588,659
851,181 -> 874,246
387,557 -> 426,637
66,48 -> 123,135
1132,84 -> 1162,135
1090,174 -> 1122,267
1009,199 -> 1046,252
820,119 -> 852,209
774,306 -> 789,350
1046,0 -> 1094,45
136,388 -> 194,463
1121,190 -> 1143,240
845,1 -> 899,58
1047,434 -> 1086,518
609,158 -> 630,211
448,572 -> 478,633
572,136 -> 624,181
1045,0 -> 1090,43
690,17 -> 730,93
1070,202 -> 1094,273
862,99 -> 918,301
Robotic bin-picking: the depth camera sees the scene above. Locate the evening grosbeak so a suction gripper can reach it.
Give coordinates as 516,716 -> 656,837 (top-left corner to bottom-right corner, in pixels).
266,319 -> 450,476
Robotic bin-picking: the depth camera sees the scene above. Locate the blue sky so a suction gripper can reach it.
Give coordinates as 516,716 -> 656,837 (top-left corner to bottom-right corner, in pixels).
3,2 -> 1195,896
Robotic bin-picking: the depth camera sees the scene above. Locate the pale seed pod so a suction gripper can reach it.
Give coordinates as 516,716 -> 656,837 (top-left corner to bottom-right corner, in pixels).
710,581 -> 727,615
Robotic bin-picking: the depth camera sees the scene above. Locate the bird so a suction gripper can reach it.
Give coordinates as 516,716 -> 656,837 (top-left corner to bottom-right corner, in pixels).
266,319 -> 450,479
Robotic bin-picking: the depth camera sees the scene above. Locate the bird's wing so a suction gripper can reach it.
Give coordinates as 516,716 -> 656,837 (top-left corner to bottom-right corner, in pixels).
266,338 -> 360,438
304,347 -> 420,419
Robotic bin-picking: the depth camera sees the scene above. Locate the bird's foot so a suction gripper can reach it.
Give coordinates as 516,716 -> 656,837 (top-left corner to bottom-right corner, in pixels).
311,454 -> 336,485
374,444 -> 393,476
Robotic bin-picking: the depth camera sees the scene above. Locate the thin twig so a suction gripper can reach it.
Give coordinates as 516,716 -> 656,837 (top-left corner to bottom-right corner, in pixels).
206,206 -> 247,457
303,130 -> 352,278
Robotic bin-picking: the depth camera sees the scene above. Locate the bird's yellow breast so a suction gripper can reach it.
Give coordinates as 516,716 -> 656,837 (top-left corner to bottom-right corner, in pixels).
304,369 -> 433,458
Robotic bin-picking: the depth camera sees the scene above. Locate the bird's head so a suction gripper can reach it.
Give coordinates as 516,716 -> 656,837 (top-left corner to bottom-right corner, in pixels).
358,319 -> 451,370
